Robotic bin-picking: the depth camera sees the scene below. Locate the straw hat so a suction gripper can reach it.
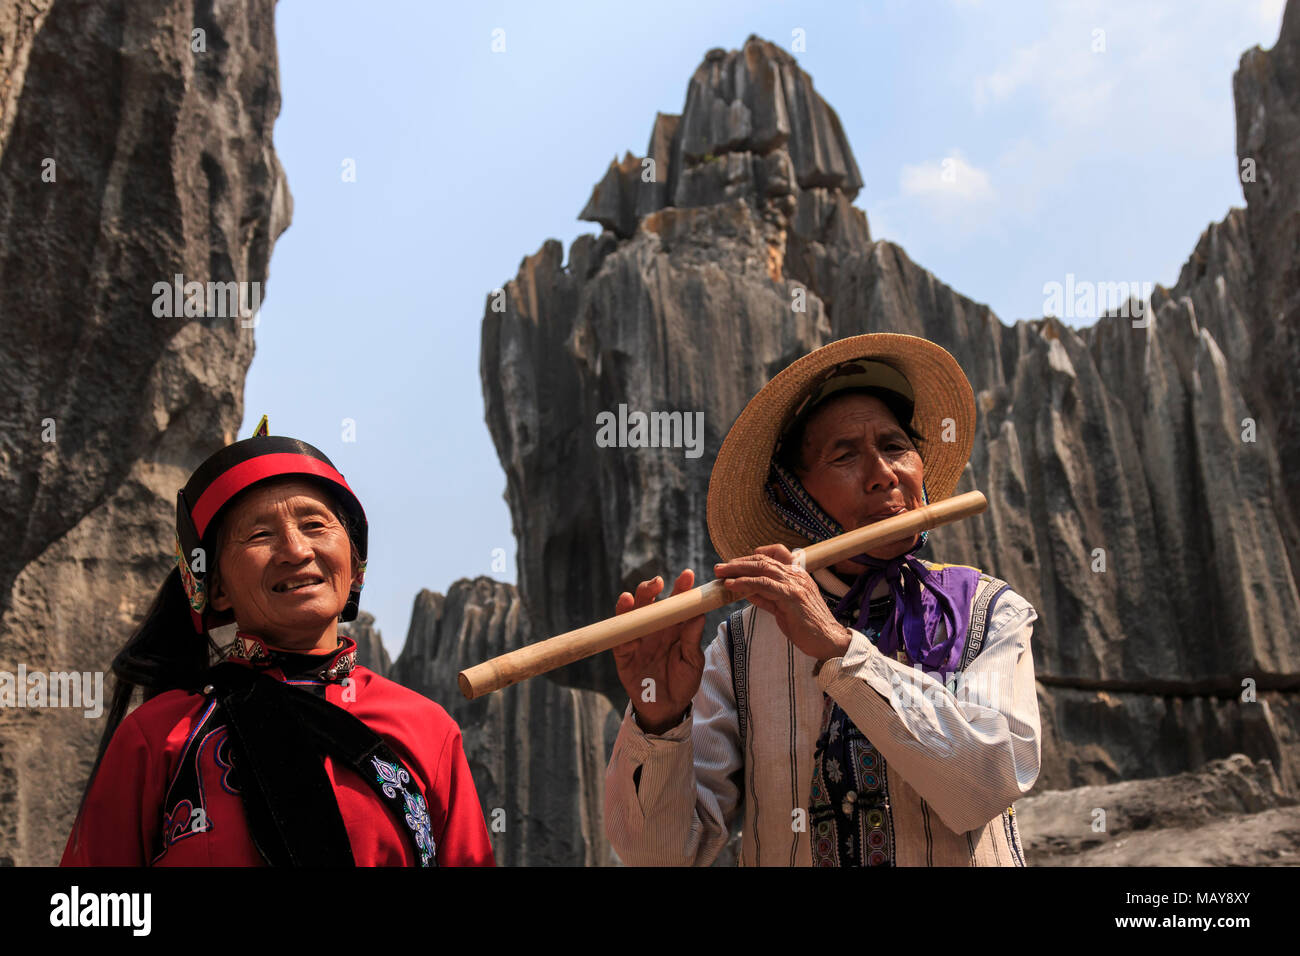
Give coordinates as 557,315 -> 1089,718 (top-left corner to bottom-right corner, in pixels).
706,333 -> 976,560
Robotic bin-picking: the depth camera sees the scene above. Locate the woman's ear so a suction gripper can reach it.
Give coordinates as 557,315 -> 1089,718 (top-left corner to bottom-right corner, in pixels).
350,550 -> 364,589
209,569 -> 231,613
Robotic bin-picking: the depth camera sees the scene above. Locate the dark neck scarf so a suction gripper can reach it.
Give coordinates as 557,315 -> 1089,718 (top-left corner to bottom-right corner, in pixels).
766,460 -> 975,675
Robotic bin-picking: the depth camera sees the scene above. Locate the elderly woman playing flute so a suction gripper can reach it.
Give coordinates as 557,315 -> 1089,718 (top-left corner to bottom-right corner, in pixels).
604,333 -> 1042,866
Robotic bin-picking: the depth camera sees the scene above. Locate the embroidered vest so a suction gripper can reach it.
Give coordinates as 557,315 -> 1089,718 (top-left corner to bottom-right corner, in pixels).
724,563 -> 1023,866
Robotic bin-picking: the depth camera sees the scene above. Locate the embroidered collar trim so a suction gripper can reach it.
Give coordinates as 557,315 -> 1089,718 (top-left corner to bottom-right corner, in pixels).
228,631 -> 358,682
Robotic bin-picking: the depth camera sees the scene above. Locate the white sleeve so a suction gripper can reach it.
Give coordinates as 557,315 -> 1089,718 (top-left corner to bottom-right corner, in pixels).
603,618 -> 745,866
813,589 -> 1041,833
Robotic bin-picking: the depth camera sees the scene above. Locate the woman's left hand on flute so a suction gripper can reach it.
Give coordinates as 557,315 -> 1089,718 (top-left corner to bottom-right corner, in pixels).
715,544 -> 854,665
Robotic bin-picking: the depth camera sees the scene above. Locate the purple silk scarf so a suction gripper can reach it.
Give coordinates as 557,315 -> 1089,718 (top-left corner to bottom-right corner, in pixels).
765,460 -> 981,676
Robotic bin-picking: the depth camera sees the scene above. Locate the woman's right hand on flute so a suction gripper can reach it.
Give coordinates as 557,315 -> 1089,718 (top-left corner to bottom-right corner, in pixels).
611,569 -> 706,735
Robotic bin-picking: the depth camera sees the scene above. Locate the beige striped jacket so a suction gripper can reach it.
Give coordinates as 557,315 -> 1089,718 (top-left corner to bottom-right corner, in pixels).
604,562 -> 1041,866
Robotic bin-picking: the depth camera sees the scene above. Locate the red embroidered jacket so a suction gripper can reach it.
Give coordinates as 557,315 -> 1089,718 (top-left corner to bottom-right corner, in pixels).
61,632 -> 495,867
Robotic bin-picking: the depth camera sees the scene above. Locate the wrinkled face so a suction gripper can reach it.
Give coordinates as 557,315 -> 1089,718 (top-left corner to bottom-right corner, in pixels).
208,478 -> 358,647
793,393 -> 926,564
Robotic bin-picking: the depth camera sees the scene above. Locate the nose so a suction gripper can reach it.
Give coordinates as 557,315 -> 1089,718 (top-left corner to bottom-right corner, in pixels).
274,524 -> 314,564
860,444 -> 899,493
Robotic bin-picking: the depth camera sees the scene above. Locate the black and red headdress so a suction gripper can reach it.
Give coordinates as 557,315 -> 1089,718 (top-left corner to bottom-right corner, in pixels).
174,418 -> 368,632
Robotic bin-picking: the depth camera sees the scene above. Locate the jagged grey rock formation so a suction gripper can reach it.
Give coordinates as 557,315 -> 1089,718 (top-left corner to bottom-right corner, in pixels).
0,0 -> 290,866
480,16 -> 1300,846
390,577 -> 620,866
1017,753 -> 1300,865
483,36 -> 862,699
341,611 -> 391,676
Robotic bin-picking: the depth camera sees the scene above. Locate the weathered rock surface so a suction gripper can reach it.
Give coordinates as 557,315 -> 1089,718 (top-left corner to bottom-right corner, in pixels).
341,610 -> 391,676
1017,753 -> 1300,865
480,17 -> 1300,850
390,577 -> 620,866
1035,685 -> 1300,794
0,0 -> 289,865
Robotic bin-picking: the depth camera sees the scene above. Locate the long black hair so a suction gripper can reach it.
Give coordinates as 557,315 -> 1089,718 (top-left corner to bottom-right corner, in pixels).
65,566 -> 221,854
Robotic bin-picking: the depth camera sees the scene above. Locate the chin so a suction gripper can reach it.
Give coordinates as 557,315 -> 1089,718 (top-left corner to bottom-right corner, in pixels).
868,538 -> 917,560
271,607 -> 343,631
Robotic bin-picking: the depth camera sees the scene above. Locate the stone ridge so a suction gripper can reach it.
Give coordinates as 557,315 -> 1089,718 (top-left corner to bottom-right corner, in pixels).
0,0 -> 291,866
389,577 -> 620,866
580,35 -> 864,242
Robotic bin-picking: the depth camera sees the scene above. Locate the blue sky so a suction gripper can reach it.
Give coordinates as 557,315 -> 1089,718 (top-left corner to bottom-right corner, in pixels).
244,0 -> 1287,657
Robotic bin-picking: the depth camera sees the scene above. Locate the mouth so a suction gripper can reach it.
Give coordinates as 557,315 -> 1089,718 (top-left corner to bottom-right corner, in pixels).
866,505 -> 908,520
272,575 -> 326,594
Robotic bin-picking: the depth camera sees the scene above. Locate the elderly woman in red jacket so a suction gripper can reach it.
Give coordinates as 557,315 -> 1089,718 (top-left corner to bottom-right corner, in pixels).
62,422 -> 494,867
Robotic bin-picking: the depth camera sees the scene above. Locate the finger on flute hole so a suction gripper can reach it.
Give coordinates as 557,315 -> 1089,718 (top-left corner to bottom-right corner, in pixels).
633,576 -> 663,603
